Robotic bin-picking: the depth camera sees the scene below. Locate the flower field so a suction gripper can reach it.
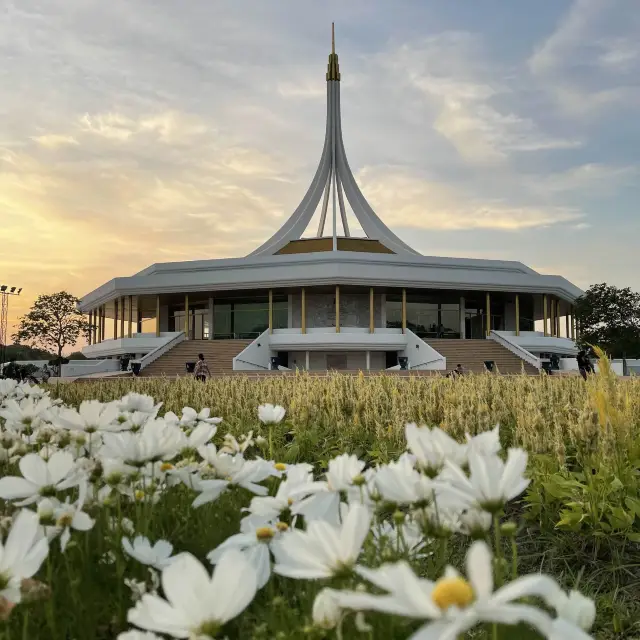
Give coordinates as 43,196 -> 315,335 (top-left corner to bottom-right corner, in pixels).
0,358 -> 638,639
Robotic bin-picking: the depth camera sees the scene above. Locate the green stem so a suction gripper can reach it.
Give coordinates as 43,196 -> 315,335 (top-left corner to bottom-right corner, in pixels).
20,611 -> 28,640
511,537 -> 518,580
493,514 -> 503,588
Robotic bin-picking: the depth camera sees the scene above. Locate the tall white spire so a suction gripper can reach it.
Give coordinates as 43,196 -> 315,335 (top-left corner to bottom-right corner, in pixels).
249,24 -> 420,257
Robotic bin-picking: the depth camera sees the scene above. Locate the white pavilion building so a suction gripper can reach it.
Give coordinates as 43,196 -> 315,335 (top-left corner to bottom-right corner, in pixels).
77,27 -> 582,378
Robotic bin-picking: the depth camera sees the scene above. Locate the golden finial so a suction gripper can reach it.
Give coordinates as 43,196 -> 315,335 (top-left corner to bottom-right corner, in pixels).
326,22 -> 340,81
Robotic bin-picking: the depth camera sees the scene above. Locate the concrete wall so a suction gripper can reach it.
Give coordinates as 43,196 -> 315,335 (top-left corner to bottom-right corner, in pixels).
286,350 -> 386,371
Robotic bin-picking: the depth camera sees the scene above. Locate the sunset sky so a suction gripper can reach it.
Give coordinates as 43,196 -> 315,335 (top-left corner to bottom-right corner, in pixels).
1,0 -> 639,341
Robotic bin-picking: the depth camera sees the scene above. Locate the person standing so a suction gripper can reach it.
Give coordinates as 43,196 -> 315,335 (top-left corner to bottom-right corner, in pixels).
194,353 -> 210,382
577,350 -> 588,380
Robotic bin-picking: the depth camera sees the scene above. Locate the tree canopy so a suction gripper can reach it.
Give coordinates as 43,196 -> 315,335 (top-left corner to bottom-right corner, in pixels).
574,283 -> 640,358
0,343 -> 55,361
12,292 -> 90,362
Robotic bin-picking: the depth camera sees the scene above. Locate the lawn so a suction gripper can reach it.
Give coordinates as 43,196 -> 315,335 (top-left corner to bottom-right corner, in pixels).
0,358 -> 637,639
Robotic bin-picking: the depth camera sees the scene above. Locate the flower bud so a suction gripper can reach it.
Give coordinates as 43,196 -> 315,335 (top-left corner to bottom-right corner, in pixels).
312,588 -> 341,630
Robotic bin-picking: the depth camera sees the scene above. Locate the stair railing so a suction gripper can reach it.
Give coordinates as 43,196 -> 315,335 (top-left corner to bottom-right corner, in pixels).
489,331 -> 541,370
135,332 -> 186,373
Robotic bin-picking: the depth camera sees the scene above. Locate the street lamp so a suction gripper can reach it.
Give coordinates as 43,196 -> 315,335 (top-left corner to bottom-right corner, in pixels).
0,286 -> 22,377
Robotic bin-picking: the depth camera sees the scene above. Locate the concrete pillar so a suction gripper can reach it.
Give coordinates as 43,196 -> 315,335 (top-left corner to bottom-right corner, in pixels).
366,350 -> 371,371
335,285 -> 340,333
208,297 -> 214,340
543,295 -> 548,337
128,295 -> 133,338
184,294 -> 189,340
459,296 -> 466,339
268,289 -> 273,334
120,296 -> 125,340
402,288 -> 407,334
114,299 -> 118,340
156,296 -> 161,337
305,350 -> 310,370
88,311 -> 93,345
485,292 -> 491,337
301,288 -> 306,334
369,287 -> 374,334
515,294 -> 520,337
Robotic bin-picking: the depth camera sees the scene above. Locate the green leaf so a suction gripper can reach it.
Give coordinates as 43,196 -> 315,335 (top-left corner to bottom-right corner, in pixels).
624,496 -> 640,517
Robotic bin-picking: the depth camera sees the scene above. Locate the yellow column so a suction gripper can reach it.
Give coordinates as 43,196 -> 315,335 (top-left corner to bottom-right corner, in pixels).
268,289 -> 273,334
120,296 -> 125,340
485,292 -> 491,337
184,294 -> 189,340
515,294 -> 520,337
335,285 -> 340,333
156,296 -> 161,337
98,306 -> 102,343
113,300 -> 118,340
369,287 -> 374,334
401,289 -> 407,334
301,288 -> 306,334
543,295 -> 548,337
128,295 -> 133,338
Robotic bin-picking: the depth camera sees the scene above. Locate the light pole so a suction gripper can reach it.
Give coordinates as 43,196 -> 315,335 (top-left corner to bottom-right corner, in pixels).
0,286 -> 22,377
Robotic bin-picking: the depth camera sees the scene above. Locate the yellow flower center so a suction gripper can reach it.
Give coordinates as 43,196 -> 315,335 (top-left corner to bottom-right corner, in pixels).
56,513 -> 73,528
431,577 -> 474,611
274,463 -> 287,472
160,462 -> 174,472
134,490 -> 145,501
287,497 -> 294,506
255,527 -> 275,541
276,521 -> 289,532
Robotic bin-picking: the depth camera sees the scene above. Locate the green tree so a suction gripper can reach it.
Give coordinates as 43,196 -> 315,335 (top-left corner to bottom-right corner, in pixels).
12,292 -> 90,370
574,283 -> 640,358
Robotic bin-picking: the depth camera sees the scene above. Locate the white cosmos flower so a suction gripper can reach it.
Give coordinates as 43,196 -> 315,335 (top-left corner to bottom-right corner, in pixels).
127,550 -> 257,639
192,456 -> 274,508
549,617 -> 594,639
313,588 -> 342,629
178,407 -> 222,428
405,423 -> 468,475
437,448 -> 530,513
100,421 -> 182,467
0,509 -> 49,603
242,464 -> 314,526
118,393 -> 162,416
374,457 -> 434,505
123,536 -> 177,571
292,454 -> 367,525
272,503 -> 371,580
53,497 -> 95,551
176,423 -> 217,452
207,519 -> 285,589
258,404 -> 286,424
338,541 -> 560,639
0,450 -> 80,506
57,400 -> 120,433
0,397 -> 53,433
466,425 -> 501,456
554,589 -> 596,633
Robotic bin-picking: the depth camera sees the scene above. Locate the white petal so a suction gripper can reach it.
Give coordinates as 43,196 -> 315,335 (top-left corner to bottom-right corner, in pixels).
209,549 -> 258,622
0,477 -> 38,500
466,541 -> 493,600
19,454 -> 49,486
47,451 -> 74,485
161,553 -> 211,623
339,504 -> 371,563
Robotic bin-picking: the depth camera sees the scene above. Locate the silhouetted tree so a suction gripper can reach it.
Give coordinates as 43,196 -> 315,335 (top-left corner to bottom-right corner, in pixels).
12,292 -> 89,372
574,283 -> 640,358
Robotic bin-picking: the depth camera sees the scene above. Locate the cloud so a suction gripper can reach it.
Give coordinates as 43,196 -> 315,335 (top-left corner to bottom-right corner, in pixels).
376,32 -> 581,164
356,166 -> 583,231
528,0 -> 640,115
32,134 -> 78,148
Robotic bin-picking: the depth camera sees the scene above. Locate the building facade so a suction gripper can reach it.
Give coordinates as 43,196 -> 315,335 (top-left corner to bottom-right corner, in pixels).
78,27 -> 582,376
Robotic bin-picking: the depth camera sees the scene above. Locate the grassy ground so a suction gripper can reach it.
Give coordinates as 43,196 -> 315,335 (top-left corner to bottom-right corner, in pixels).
39,368 -> 640,637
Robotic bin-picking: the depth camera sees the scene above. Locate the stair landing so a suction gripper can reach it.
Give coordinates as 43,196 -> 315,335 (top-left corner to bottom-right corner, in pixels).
426,339 -> 538,375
